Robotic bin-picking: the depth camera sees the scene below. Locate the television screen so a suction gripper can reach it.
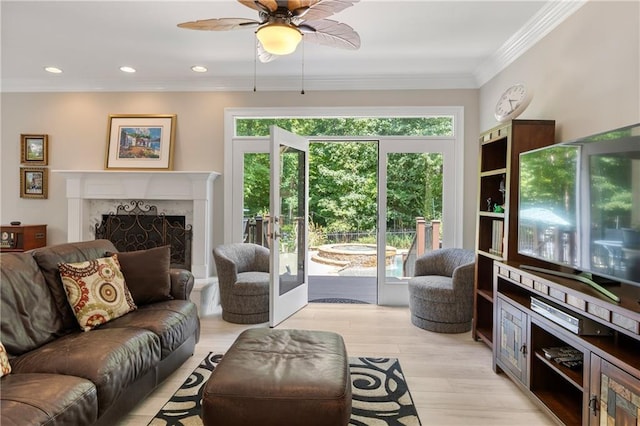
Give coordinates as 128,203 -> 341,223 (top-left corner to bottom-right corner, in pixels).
518,123 -> 640,287
518,145 -> 579,267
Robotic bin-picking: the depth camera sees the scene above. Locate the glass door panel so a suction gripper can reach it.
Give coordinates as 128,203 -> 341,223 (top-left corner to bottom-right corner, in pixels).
277,146 -> 306,296
385,152 -> 443,283
269,126 -> 309,327
243,153 -> 270,246
378,138 -> 454,305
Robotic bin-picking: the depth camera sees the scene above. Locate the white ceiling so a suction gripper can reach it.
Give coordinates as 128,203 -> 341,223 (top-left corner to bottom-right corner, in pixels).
0,1 -> 585,92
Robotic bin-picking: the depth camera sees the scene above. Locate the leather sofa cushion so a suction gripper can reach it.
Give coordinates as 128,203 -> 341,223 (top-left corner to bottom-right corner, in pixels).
10,327 -> 160,415
0,252 -> 66,356
0,373 -> 98,426
101,300 -> 199,358
106,246 -> 173,305
32,239 -> 118,332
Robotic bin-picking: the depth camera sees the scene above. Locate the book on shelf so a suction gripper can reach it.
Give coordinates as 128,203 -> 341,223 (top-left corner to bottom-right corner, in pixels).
489,220 -> 503,256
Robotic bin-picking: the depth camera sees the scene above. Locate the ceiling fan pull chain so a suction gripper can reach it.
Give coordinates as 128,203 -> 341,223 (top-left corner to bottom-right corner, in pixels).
253,36 -> 258,92
301,40 -> 305,95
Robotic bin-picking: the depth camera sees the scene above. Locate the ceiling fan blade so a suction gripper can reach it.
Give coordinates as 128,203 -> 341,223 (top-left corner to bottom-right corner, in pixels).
178,17 -> 260,31
287,0 -> 320,11
300,0 -> 359,21
292,6 -> 311,18
237,0 -> 278,12
301,19 -> 360,50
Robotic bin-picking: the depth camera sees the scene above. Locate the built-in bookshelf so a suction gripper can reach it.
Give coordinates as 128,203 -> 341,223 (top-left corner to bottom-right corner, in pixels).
490,220 -> 504,257
472,119 -> 556,347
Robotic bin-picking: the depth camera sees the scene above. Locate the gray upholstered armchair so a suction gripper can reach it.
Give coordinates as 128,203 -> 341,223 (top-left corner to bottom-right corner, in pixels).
408,248 -> 475,333
212,243 -> 270,324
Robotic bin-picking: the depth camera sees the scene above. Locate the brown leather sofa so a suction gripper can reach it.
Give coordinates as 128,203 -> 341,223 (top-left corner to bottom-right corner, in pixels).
0,239 -> 200,426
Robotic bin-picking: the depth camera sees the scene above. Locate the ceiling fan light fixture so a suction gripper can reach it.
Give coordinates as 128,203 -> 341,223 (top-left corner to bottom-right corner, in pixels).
256,23 -> 302,56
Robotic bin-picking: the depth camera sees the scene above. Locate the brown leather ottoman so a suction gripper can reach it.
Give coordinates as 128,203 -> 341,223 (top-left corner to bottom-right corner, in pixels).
202,328 -> 351,426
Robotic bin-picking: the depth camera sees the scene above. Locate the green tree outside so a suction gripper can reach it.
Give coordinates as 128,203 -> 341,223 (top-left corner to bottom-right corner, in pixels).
242,117 -> 450,248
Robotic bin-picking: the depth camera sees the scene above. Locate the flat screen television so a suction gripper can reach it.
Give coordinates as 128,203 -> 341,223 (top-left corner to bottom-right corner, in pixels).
517,122 -> 640,292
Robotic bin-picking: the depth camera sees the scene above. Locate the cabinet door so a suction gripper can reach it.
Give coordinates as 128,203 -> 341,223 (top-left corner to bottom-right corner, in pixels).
590,355 -> 640,426
496,296 -> 528,384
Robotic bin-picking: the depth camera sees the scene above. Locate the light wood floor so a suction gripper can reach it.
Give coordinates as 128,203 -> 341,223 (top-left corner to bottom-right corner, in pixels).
118,303 -> 554,426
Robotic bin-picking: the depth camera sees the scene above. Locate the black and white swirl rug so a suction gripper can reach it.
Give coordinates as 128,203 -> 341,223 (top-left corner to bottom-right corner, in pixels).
149,353 -> 421,426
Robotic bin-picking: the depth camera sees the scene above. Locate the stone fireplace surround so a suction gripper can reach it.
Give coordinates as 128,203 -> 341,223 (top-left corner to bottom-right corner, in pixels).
54,170 -> 220,279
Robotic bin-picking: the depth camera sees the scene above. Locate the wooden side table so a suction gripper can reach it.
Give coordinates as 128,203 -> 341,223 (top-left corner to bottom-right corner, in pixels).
0,224 -> 47,252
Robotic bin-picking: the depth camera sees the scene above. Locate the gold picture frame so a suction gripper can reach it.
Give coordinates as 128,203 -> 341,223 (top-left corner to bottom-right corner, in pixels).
105,114 -> 176,170
20,167 -> 48,199
21,134 -> 48,165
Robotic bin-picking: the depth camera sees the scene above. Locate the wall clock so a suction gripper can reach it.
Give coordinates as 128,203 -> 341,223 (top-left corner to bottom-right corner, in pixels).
494,84 -> 533,123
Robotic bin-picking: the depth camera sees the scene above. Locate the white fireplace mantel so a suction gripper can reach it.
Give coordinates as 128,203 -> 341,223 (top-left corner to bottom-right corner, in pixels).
53,170 -> 221,279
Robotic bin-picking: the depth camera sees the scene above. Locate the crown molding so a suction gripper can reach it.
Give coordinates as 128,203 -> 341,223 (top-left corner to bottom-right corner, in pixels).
474,0 -> 587,86
0,73 -> 479,93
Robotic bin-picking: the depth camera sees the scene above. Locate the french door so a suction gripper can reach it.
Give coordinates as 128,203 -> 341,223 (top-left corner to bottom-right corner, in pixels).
377,137 -> 455,305
268,126 -> 309,327
225,107 -> 464,307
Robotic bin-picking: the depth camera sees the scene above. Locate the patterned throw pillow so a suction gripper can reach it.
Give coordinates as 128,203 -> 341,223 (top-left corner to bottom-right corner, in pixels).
58,255 -> 137,332
0,342 -> 10,377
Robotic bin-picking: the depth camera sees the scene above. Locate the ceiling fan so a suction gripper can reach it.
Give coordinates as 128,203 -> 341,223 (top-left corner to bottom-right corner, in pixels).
177,0 -> 361,62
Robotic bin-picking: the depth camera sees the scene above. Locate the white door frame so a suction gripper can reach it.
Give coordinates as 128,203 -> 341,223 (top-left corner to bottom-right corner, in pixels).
377,137 -> 456,305
223,107 -> 465,305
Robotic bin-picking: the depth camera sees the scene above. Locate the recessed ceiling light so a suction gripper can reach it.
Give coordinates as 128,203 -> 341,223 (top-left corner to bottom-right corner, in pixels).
119,66 -> 136,73
44,66 -> 63,74
191,65 -> 208,73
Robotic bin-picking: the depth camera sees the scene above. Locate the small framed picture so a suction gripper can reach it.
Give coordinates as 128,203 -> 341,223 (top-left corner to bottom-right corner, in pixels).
21,134 -> 48,165
20,167 -> 48,199
105,114 -> 176,170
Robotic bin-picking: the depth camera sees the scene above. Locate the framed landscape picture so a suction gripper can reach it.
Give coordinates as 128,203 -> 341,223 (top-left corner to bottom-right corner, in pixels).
105,114 -> 176,170
20,167 -> 48,199
21,134 -> 48,165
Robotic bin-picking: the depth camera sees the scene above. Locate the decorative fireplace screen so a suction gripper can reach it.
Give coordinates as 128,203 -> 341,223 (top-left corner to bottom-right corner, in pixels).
95,201 -> 192,270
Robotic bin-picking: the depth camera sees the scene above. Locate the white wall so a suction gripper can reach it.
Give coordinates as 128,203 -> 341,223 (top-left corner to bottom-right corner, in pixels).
480,0 -> 640,140
0,90 -> 480,250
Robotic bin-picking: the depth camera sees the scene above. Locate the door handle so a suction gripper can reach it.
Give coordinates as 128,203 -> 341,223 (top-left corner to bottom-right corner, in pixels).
589,394 -> 598,416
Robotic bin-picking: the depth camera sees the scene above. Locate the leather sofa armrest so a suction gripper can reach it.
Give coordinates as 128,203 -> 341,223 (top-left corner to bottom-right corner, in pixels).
169,268 -> 195,300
